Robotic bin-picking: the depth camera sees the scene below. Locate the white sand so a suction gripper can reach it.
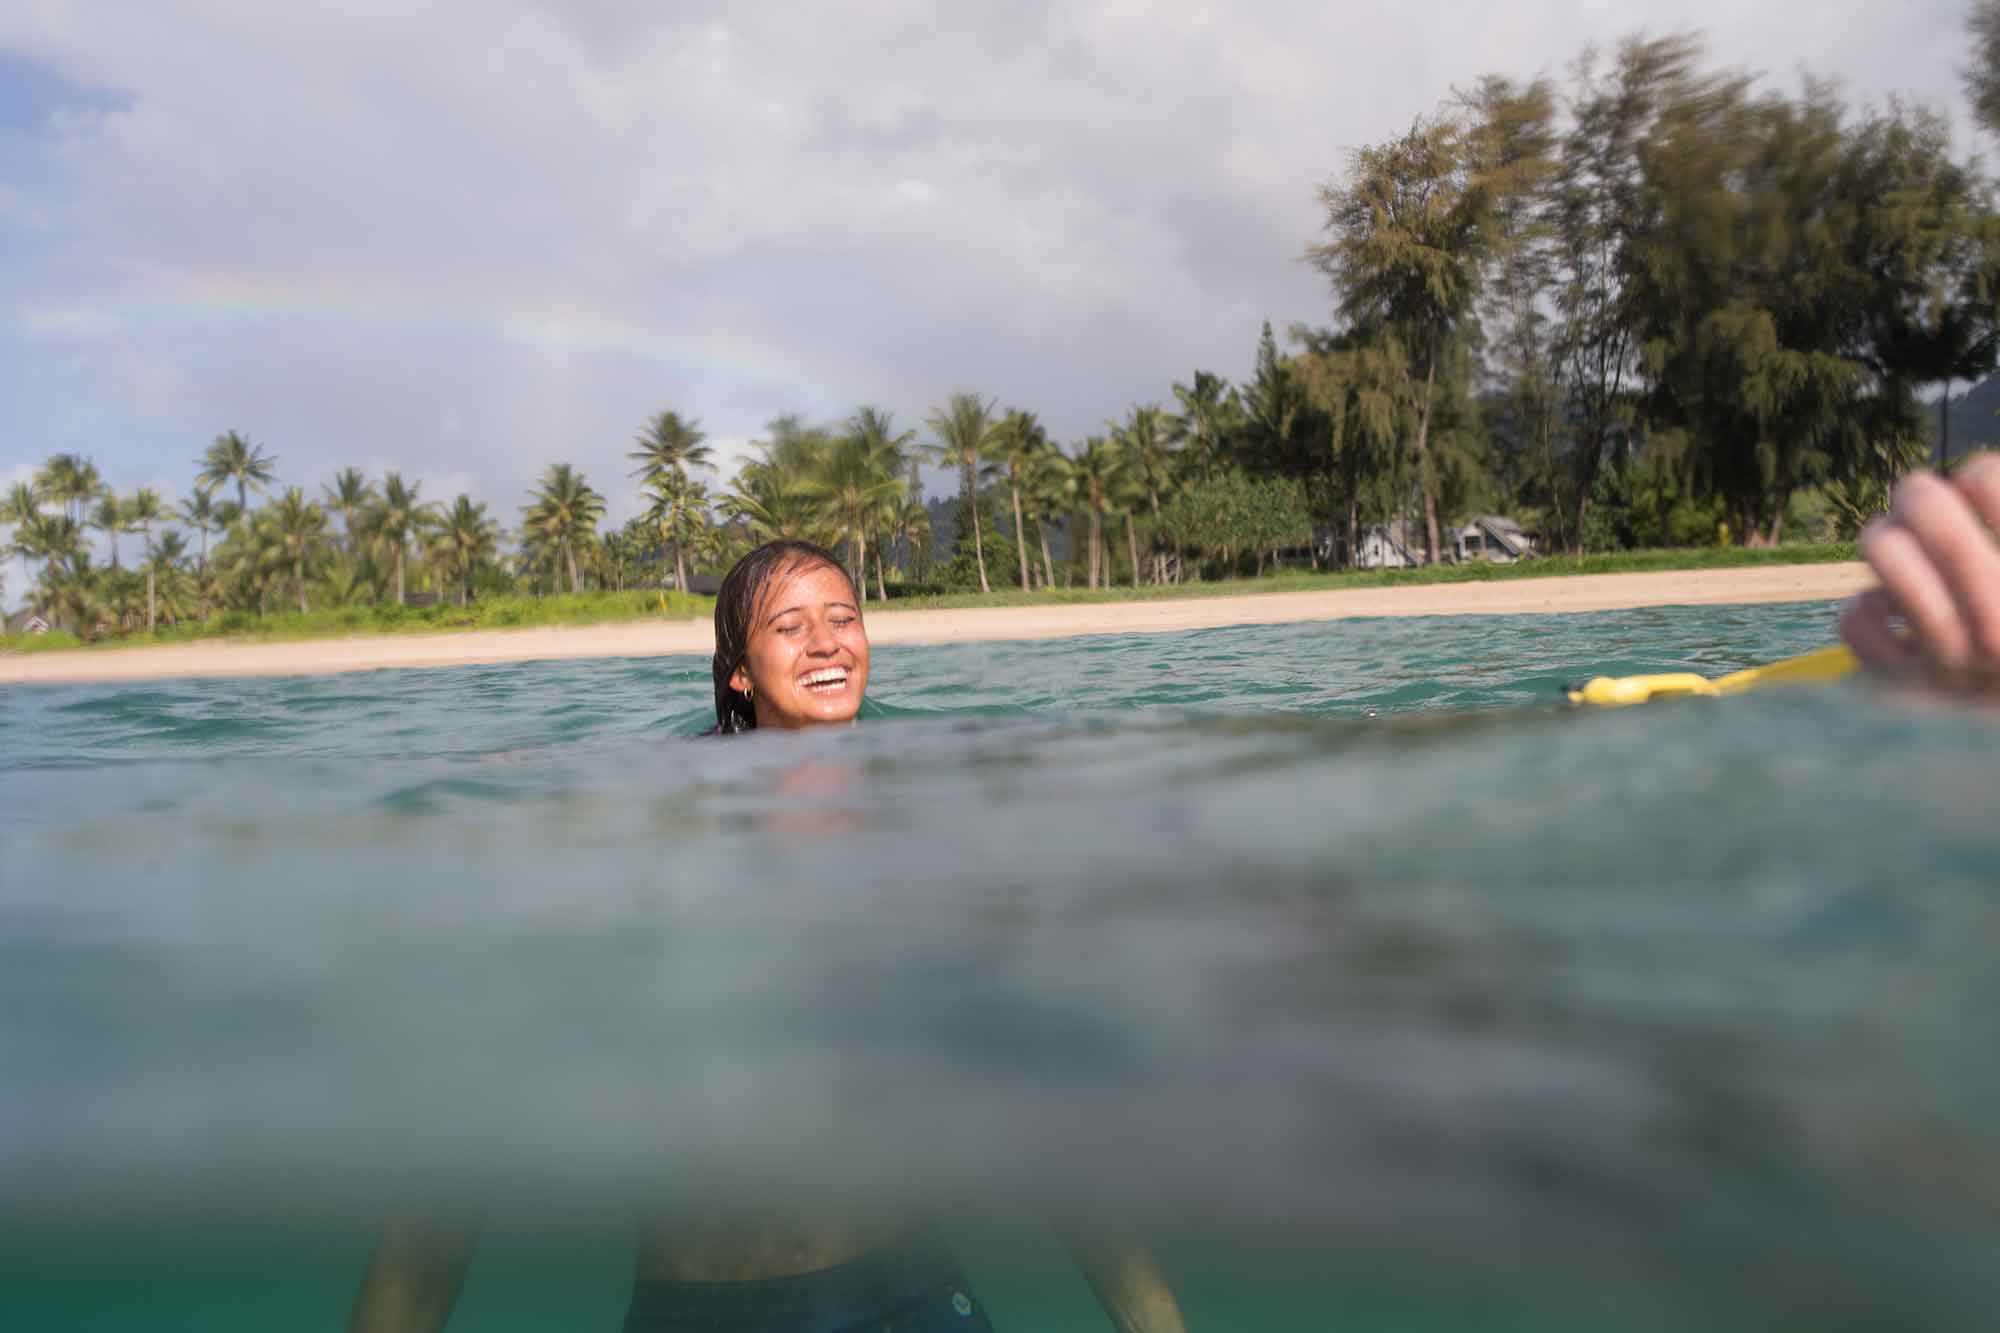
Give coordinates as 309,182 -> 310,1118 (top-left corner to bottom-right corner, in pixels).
1,562 -> 1873,685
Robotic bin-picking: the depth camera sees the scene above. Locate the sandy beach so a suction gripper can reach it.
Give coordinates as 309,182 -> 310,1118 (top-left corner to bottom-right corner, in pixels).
2,562 -> 1872,686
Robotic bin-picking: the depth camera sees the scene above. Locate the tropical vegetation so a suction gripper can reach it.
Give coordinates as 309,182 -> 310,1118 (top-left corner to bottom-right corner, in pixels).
9,22 -> 2000,644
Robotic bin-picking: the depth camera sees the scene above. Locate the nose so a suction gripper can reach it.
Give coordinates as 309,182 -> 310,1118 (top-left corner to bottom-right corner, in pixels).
804,616 -> 839,655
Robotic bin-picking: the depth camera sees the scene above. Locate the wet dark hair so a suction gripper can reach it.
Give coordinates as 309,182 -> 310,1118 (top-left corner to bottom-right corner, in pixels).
710,539 -> 859,735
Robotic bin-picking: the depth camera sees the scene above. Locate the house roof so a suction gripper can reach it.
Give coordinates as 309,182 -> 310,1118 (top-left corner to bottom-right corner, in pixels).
1460,515 -> 1533,555
1361,521 -> 1418,562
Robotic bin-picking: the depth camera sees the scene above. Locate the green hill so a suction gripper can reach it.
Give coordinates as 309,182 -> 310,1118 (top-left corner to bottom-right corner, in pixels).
1937,375 -> 2000,461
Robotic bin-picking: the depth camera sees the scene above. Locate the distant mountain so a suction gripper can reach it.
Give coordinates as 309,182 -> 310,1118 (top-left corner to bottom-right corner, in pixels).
1936,374 -> 2000,462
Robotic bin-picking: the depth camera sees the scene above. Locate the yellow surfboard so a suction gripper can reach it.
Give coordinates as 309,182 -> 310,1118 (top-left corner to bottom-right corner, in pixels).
1566,644 -> 1858,707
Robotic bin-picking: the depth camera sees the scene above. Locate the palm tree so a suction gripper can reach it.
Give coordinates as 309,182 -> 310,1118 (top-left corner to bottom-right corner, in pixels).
991,410 -> 1048,592
522,464 -> 604,594
924,392 -> 999,594
723,456 -> 825,545
323,468 -> 377,559
12,509 -> 80,606
198,431 -> 279,513
630,411 -> 714,483
127,488 -> 165,630
1069,436 -> 1122,590
33,549 -> 101,636
643,470 -> 710,593
36,453 -> 104,524
2,478 -> 39,522
1170,372 -> 1241,482
177,489 -> 221,574
16,510 -> 82,567
88,493 -> 126,568
428,495 -> 499,608
848,406 -> 917,594
890,488 -> 932,584
362,472 -> 435,605
269,487 -> 329,614
798,434 -> 903,605
2,481 -> 41,574
629,411 -> 713,579
1023,448 -> 1072,589
147,532 -> 194,626
601,525 -> 640,592
1112,404 -> 1179,583
1112,452 -> 1147,590
212,510 -> 287,616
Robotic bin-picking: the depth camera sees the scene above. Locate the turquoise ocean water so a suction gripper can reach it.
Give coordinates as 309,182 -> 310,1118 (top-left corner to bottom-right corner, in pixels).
4,599 -> 1999,1331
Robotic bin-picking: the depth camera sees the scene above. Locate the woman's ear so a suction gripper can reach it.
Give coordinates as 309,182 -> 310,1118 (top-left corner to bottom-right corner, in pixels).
729,664 -> 752,697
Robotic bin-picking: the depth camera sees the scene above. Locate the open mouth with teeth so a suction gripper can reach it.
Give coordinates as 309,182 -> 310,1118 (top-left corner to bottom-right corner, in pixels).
798,666 -> 851,696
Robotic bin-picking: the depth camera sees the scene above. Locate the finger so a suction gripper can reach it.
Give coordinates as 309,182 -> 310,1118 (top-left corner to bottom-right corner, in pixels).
1955,453 -> 2000,533
1840,587 -> 1919,673
1894,472 -> 2000,669
1860,517 -> 1976,671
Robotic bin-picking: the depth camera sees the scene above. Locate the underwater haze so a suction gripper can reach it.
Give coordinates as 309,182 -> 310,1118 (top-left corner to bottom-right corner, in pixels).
4,600 -> 1999,1331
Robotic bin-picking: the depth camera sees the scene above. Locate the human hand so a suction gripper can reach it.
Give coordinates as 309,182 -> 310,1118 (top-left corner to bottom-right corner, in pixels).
1841,454 -> 2000,683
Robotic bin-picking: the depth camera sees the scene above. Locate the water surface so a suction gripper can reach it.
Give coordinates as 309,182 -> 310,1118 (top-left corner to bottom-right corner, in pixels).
4,600 -> 1997,1331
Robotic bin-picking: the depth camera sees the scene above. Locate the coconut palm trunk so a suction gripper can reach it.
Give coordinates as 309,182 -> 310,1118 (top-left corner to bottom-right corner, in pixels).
1037,520 -> 1055,590
395,548 -> 407,605
874,549 -> 887,602
1088,510 -> 1102,589
1147,489 -> 1164,584
566,543 -> 582,594
674,538 -> 689,594
1010,480 -> 1030,591
853,530 -> 867,606
1124,512 -> 1140,589
296,555 -> 308,614
968,483 -> 990,594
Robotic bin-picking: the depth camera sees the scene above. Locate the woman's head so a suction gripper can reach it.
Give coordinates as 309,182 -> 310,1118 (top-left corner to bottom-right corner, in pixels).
711,540 -> 869,734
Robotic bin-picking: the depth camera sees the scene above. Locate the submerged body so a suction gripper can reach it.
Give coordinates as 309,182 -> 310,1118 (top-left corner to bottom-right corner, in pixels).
347,543 -> 1188,1332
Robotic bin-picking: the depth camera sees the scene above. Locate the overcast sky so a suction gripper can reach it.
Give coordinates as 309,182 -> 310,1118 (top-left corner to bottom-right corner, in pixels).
0,0 -> 1983,600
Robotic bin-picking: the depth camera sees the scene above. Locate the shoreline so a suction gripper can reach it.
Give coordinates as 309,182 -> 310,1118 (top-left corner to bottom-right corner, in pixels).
1,562 -> 1872,686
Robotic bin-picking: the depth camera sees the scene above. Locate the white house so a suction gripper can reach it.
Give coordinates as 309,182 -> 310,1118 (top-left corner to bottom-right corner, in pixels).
1452,516 -> 1537,564
1355,520 -> 1421,570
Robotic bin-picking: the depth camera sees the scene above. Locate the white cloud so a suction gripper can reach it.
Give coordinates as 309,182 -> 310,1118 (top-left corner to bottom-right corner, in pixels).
16,305 -> 122,337
0,0 -> 1980,529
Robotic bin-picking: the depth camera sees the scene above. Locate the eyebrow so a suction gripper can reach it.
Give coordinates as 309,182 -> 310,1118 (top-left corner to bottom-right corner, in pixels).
764,600 -> 858,627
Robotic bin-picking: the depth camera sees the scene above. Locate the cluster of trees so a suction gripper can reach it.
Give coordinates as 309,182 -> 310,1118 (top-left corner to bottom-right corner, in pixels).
4,435 -> 600,634
709,394 -> 1309,600
1,383 -> 1323,638
727,23 -> 2000,591
13,24 -> 2000,636
1291,29 -> 2000,564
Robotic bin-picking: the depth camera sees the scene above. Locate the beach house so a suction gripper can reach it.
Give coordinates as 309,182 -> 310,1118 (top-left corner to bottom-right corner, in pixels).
1354,520 -> 1421,569
1452,516 -> 1537,564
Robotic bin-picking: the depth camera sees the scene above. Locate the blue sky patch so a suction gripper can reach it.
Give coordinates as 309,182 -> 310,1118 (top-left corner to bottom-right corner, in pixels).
0,49 -> 130,133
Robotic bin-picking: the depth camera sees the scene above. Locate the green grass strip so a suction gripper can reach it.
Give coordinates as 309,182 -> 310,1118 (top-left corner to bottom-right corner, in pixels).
2,544 -> 1856,656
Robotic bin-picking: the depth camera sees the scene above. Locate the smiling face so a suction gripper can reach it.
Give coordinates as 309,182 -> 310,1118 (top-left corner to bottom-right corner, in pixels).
728,559 -> 869,729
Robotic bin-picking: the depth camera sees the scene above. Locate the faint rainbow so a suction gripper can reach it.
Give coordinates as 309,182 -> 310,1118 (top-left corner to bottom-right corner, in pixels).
56,274 -> 855,409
